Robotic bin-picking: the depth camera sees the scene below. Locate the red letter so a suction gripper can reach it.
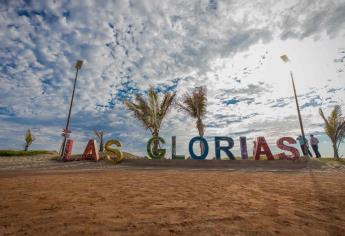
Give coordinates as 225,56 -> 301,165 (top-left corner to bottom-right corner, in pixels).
82,139 -> 100,161
276,137 -> 300,160
62,139 -> 74,161
254,137 -> 274,160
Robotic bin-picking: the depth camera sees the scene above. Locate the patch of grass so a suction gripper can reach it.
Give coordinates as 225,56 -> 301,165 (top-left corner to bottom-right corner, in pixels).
0,150 -> 56,157
315,157 -> 345,167
123,152 -> 142,159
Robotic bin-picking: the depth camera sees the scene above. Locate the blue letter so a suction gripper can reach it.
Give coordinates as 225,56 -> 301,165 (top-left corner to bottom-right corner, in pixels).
215,136 -> 235,160
189,136 -> 209,160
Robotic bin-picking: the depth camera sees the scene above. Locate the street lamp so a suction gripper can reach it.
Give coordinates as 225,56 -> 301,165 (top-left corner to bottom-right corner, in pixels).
280,55 -> 309,157
60,60 -> 83,157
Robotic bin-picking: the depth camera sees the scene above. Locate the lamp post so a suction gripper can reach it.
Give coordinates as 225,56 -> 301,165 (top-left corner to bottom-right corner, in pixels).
60,60 -> 83,157
280,55 -> 309,157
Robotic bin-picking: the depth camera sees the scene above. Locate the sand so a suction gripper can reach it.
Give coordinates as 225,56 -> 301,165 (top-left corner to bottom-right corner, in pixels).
1,166 -> 345,235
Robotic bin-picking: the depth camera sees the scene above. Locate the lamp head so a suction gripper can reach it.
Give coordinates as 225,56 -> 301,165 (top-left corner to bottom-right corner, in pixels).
75,60 -> 83,70
280,55 -> 290,63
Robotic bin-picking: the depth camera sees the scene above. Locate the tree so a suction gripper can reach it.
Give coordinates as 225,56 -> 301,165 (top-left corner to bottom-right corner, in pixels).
319,105 -> 345,159
24,129 -> 35,151
124,88 -> 176,156
93,129 -> 104,152
177,86 -> 207,153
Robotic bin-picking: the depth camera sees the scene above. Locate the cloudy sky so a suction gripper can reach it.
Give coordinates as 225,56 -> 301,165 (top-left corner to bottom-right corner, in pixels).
0,0 -> 344,158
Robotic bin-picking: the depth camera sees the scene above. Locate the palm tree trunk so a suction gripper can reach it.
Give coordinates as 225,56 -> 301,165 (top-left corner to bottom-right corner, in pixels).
152,131 -> 159,156
333,142 -> 339,159
24,144 -> 29,151
99,136 -> 104,152
197,118 -> 205,154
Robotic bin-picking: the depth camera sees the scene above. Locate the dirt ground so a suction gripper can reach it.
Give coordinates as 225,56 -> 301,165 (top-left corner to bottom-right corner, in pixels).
1,167 -> 345,236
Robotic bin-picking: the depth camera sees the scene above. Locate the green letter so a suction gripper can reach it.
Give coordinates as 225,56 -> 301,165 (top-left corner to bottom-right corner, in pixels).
147,136 -> 166,159
172,136 -> 185,159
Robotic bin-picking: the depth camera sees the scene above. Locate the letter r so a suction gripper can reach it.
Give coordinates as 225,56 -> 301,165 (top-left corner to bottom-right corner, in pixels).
215,137 -> 235,160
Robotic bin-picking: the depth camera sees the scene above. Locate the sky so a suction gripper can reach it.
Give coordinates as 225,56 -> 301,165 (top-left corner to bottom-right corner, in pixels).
0,0 -> 344,158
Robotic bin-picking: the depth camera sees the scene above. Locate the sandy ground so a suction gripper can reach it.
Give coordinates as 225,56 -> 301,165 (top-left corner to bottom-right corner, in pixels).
1,165 -> 345,235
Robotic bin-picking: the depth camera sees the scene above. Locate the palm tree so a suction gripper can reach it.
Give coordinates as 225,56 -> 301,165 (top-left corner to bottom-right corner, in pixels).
319,105 -> 345,159
93,129 -> 104,152
124,87 -> 176,156
24,129 -> 35,151
177,86 -> 207,153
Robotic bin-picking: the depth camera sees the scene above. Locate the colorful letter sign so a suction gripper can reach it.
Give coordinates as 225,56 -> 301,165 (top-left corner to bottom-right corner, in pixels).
276,137 -> 300,160
254,137 -> 274,160
240,136 -> 248,160
82,139 -> 100,161
62,139 -> 74,161
147,136 -> 166,159
189,136 -> 209,160
62,134 -> 302,164
172,136 -> 185,160
105,139 -> 124,163
215,136 -> 235,160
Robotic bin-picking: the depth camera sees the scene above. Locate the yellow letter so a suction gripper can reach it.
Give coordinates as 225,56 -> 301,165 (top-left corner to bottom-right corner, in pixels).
105,140 -> 124,164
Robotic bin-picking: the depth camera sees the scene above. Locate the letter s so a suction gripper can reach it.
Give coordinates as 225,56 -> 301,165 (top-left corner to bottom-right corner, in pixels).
276,137 -> 300,160
105,139 -> 124,164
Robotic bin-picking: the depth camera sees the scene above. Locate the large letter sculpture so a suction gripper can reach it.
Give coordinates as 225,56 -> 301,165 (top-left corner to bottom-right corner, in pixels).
172,136 -> 185,160
82,139 -> 100,161
147,136 -> 166,159
240,136 -> 248,160
254,137 -> 274,160
105,139 -> 124,164
62,139 -> 74,161
215,136 -> 235,160
189,136 -> 209,160
276,137 -> 300,160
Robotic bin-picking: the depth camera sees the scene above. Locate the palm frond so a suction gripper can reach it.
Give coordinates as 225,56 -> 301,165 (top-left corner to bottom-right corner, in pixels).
124,99 -> 152,130
319,108 -> 334,141
319,105 -> 345,158
93,129 -> 103,138
124,87 -> 176,135
25,129 -> 35,145
177,86 -> 207,137
194,86 -> 207,117
178,87 -> 207,118
177,101 -> 195,117
159,92 -> 176,119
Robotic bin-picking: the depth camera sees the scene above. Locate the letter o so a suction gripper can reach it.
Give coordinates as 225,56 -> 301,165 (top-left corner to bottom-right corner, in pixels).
189,136 -> 209,160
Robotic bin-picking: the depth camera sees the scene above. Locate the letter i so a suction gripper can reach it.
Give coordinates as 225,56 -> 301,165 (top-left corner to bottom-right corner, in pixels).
240,136 -> 248,159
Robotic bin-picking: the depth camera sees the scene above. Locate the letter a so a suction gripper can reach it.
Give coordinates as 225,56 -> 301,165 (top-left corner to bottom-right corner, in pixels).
82,139 -> 100,161
254,137 -> 274,160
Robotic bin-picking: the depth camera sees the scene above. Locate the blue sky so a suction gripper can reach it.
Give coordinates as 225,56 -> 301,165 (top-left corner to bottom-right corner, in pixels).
0,0 -> 344,157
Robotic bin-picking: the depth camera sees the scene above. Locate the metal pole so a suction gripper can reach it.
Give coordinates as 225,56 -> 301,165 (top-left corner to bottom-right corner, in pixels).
60,68 -> 80,157
290,71 -> 308,157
